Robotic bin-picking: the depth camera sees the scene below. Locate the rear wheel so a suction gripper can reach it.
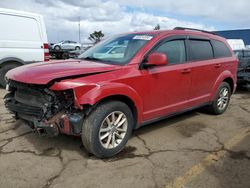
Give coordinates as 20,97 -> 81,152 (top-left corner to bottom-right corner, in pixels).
81,101 -> 134,158
54,45 -> 61,50
208,82 -> 231,115
0,64 -> 20,88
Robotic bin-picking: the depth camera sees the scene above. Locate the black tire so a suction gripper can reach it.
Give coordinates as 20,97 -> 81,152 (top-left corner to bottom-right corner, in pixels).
81,101 -> 134,158
75,46 -> 80,50
208,82 -> 231,115
62,52 -> 69,59
54,45 -> 61,50
0,64 -> 19,88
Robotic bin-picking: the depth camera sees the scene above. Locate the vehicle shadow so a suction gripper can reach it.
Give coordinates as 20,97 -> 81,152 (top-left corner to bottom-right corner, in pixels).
134,110 -> 201,136
9,108 -> 202,160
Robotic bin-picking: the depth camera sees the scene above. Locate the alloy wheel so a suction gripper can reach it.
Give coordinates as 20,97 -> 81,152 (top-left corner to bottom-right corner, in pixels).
217,87 -> 229,111
99,111 -> 128,149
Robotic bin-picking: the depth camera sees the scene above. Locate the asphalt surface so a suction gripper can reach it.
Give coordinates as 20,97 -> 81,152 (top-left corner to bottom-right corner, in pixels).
0,88 -> 250,188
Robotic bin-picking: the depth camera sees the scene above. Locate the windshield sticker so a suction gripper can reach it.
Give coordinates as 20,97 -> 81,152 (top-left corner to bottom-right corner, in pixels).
133,35 -> 153,40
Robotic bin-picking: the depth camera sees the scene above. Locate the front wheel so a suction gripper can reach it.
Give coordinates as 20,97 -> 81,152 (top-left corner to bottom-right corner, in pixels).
208,82 -> 231,115
0,64 -> 19,88
81,101 -> 134,158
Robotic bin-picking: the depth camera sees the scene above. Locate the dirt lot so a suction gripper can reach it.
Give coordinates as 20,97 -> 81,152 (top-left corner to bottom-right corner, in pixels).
0,88 -> 250,188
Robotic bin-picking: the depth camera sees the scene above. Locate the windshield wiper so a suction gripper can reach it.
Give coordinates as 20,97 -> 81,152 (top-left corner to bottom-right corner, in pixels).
81,56 -> 101,61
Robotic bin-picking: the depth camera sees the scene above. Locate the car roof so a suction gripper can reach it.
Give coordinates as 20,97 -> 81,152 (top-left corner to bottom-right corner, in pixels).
128,29 -> 226,42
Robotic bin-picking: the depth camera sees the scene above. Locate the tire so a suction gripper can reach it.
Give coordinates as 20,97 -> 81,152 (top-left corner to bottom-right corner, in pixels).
54,45 -> 61,50
0,64 -> 19,88
208,82 -> 231,115
75,46 -> 80,50
81,101 -> 134,158
62,52 -> 69,59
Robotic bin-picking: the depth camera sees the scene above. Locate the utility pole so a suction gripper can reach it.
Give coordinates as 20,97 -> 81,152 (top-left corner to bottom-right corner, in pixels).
78,16 -> 81,44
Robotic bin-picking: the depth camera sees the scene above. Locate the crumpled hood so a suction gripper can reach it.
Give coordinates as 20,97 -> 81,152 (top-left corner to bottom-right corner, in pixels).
6,59 -> 121,85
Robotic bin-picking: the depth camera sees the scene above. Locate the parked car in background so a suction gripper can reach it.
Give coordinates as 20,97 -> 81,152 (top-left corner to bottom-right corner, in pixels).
234,49 -> 250,86
52,40 -> 81,50
4,28 -> 237,158
0,8 -> 48,87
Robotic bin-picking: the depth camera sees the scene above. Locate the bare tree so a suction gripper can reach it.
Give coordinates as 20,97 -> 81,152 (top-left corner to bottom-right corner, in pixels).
154,24 -> 160,30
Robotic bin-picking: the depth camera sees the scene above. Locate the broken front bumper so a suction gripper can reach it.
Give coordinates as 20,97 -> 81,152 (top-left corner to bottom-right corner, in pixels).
4,80 -> 84,137
5,97 -> 84,137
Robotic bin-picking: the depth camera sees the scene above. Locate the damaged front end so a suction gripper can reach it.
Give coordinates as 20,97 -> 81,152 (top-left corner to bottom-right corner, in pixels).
4,80 -> 85,136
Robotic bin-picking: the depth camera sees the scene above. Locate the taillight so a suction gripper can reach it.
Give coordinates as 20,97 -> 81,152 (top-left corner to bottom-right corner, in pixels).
44,43 -> 50,62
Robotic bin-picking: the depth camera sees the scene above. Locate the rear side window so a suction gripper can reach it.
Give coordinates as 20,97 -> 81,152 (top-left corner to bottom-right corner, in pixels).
212,40 -> 232,58
154,40 -> 186,64
188,40 -> 213,61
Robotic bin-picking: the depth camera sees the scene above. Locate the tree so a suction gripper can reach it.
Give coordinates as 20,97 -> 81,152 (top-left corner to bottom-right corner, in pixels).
154,24 -> 160,30
88,31 -> 105,44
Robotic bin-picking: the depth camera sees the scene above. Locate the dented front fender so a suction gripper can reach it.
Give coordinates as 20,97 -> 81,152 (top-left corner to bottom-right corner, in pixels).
50,81 -> 143,124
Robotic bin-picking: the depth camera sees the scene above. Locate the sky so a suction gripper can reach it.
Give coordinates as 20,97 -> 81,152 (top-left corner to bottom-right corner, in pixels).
0,0 -> 250,43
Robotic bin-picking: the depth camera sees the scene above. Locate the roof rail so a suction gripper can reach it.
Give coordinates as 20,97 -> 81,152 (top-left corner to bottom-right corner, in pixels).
174,27 -> 217,35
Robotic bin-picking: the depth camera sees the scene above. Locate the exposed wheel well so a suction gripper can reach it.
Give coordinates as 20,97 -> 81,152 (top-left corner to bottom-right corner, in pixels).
223,77 -> 234,94
0,61 -> 23,68
84,95 -> 138,128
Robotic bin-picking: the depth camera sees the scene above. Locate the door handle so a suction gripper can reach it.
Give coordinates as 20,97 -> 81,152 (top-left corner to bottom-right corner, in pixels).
214,64 -> 221,68
181,68 -> 191,74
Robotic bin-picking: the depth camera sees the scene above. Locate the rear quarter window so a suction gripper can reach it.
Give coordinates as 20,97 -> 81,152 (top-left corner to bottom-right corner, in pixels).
212,40 -> 232,58
188,40 -> 213,61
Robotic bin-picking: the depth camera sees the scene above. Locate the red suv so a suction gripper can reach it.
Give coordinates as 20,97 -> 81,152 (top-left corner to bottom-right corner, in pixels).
4,27 -> 238,158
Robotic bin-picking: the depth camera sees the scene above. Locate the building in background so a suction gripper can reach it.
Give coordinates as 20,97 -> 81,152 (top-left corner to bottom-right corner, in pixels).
215,29 -> 250,48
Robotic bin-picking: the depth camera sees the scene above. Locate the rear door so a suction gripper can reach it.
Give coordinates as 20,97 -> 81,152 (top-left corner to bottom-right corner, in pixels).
186,37 -> 223,107
140,37 -> 192,121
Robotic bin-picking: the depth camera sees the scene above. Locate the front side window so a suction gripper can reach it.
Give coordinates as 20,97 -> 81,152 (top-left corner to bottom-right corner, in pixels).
189,40 -> 213,61
79,34 -> 154,65
154,40 -> 186,64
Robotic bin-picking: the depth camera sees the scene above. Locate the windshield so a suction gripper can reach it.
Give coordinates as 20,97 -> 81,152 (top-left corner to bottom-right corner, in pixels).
78,34 -> 154,65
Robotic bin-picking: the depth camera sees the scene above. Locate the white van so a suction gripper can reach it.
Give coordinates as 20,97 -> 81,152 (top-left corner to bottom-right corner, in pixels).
0,8 -> 49,87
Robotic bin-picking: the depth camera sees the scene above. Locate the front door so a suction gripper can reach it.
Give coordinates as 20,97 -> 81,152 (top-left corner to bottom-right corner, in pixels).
140,39 -> 192,121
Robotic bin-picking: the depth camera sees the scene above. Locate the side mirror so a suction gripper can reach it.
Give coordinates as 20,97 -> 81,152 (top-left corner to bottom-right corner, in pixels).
146,52 -> 168,67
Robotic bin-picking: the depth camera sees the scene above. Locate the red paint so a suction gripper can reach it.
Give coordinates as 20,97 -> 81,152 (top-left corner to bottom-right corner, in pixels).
6,30 -> 238,128
43,43 -> 50,62
147,52 -> 168,66
59,114 -> 71,135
